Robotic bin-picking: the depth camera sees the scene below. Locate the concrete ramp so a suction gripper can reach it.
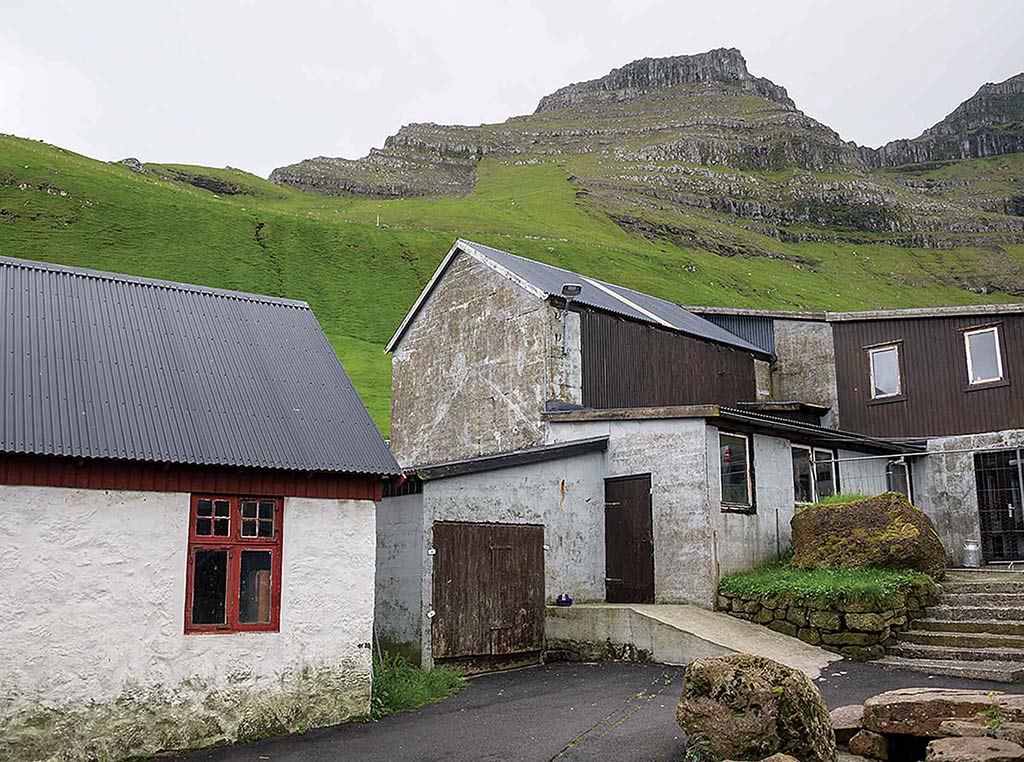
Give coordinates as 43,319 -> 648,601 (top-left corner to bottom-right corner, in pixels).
546,603 -> 840,679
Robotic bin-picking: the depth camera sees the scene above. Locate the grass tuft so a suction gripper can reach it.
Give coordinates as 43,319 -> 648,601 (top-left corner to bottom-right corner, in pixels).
719,562 -> 932,602
812,492 -> 871,506
362,653 -> 465,721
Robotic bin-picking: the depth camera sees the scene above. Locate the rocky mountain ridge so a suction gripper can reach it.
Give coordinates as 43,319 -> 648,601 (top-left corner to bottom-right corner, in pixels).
866,73 -> 1024,167
269,50 -> 1024,269
534,48 -> 795,112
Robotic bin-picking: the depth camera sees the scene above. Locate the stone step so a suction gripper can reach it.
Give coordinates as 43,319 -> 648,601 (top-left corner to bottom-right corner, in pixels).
946,568 -> 1024,578
874,655 -> 1024,683
940,592 -> 1024,607
913,618 -> 1024,636
927,605 -> 1024,622
900,628 -> 1024,649
889,641 -> 1024,663
941,581 -> 1024,595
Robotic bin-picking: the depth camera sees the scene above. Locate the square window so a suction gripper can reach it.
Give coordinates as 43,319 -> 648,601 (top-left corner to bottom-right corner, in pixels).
720,432 -> 752,509
965,327 -> 1003,385
869,345 -> 901,399
186,496 -> 282,634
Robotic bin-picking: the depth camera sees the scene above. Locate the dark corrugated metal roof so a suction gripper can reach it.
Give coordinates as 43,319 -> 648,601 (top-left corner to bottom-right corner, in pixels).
460,240 -> 767,354
697,313 -> 775,354
0,256 -> 400,475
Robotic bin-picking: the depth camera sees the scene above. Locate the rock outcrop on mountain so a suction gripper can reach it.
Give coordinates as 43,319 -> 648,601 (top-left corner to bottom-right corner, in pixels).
270,50 -> 1024,259
867,73 -> 1024,167
534,48 -> 795,112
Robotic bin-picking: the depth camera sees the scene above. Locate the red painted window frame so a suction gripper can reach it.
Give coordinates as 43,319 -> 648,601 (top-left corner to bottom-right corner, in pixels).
184,495 -> 284,635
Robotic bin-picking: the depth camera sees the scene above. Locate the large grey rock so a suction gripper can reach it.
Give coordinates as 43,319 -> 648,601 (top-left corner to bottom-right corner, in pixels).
926,737 -> 1024,761
791,492 -> 946,577
676,653 -> 837,762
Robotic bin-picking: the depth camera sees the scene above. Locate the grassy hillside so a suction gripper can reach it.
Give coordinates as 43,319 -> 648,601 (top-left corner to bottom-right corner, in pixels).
2,133 -> 1022,433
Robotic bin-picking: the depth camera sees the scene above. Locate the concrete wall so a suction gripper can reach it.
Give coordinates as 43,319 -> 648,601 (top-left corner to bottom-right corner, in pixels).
390,252 -> 580,466
409,450 -> 606,666
0,486 -> 375,760
835,447 -> 892,496
772,319 -> 839,427
375,493 -> 425,663
708,429 -> 797,580
913,429 -> 1024,565
548,418 -> 716,607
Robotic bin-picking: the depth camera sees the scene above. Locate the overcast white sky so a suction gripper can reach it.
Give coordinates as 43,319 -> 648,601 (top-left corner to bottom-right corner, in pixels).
2,0 -> 1021,177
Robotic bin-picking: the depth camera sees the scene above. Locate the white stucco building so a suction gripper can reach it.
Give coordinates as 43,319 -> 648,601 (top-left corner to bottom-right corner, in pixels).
0,256 -> 400,760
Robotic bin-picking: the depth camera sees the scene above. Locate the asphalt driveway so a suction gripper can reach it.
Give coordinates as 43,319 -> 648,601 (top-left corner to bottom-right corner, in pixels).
180,661 -> 1023,762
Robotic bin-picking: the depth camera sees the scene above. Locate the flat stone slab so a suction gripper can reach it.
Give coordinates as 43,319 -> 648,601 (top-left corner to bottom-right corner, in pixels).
926,736 -> 1024,761
864,688 -> 1024,736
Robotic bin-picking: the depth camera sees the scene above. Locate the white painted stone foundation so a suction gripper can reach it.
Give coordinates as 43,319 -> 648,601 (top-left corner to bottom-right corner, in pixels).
0,486 -> 376,760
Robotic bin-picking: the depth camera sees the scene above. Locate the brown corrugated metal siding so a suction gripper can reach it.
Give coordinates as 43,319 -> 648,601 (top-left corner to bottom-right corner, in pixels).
580,310 -> 758,409
834,314 -> 1024,438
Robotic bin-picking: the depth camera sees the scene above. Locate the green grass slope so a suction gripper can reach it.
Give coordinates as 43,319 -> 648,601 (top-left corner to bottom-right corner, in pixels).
2,133 -> 1022,433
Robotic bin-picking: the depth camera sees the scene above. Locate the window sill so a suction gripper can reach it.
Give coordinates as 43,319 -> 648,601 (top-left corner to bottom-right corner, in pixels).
185,626 -> 279,636
721,505 -> 756,515
964,378 -> 1010,392
866,394 -> 906,406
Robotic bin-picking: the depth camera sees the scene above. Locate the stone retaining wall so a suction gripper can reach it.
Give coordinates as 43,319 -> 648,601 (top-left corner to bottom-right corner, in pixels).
717,580 -> 939,660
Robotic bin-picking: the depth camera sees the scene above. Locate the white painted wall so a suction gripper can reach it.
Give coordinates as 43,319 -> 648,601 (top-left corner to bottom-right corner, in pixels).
0,486 -> 375,754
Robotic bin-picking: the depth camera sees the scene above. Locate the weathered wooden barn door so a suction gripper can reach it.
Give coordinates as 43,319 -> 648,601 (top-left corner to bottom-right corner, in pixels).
975,449 -> 1024,562
431,522 -> 545,671
604,474 -> 655,603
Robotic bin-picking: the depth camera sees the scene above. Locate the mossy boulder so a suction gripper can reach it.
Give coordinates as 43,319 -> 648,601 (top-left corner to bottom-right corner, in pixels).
791,492 -> 946,577
676,653 -> 837,762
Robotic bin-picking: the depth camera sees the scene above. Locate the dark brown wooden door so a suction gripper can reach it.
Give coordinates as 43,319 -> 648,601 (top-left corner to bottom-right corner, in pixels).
604,474 -> 655,603
976,450 -> 1024,562
431,522 -> 545,660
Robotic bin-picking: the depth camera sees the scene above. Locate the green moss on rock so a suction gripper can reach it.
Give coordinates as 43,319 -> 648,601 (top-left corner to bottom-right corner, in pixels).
791,492 -> 947,577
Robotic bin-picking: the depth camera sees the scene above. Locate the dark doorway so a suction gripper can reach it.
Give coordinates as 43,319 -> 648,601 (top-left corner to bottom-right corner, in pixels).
975,449 -> 1024,562
604,474 -> 655,603
431,522 -> 545,671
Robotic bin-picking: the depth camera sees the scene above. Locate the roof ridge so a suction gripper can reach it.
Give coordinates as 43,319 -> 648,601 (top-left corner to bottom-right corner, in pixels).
0,255 -> 310,309
459,238 -> 689,311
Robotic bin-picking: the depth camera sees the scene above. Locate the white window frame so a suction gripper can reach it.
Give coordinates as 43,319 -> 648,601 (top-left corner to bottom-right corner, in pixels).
964,326 -> 1004,385
868,344 -> 902,399
792,445 -> 838,504
720,431 -> 753,510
